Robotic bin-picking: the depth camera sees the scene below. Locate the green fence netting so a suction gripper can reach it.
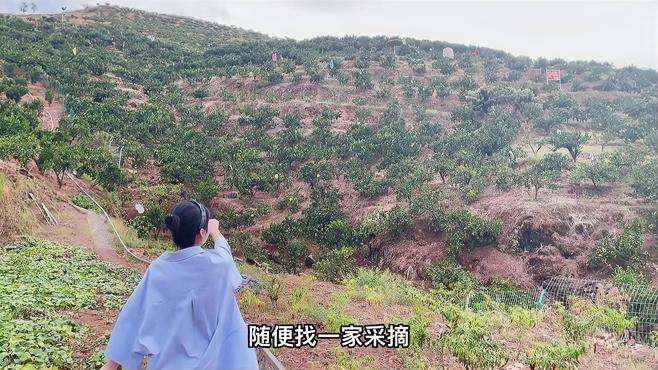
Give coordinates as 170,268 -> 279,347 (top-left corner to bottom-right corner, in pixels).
463,276 -> 658,344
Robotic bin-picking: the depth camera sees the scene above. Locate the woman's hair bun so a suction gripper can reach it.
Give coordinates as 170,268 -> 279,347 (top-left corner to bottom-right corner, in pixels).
164,213 -> 181,232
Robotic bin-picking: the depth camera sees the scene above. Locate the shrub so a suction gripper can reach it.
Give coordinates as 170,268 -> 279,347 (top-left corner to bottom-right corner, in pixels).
556,300 -> 635,341
432,77 -> 451,99
385,205 -> 413,237
308,68 -> 324,83
612,266 -> 648,286
283,111 -> 303,129
509,307 -> 542,330
300,186 -> 344,241
316,219 -> 367,249
630,158 -> 658,200
276,194 -> 301,213
278,239 -> 309,273
434,58 -> 456,75
417,83 -> 433,102
506,70 -> 522,82
425,259 -> 476,289
315,247 -> 357,283
589,221 -> 647,269
382,53 -> 396,69
191,179 -> 221,203
324,307 -> 355,333
336,70 -> 350,85
239,288 -> 265,313
289,287 -> 327,322
263,275 -> 283,306
354,54 -> 370,68
400,77 -> 416,98
238,105 -> 280,128
217,208 -> 258,229
484,59 -> 500,83
347,268 -> 424,305
431,210 -> 503,257
375,86 -> 392,101
437,303 -> 509,368
5,84 -> 28,102
192,89 -> 209,99
407,306 -> 431,350
353,69 -> 373,91
45,89 -> 55,104
267,70 -> 284,85
299,160 -> 334,188
229,233 -> 267,263
524,342 -> 587,370
262,217 -> 299,246
129,207 -> 167,239
71,194 -> 98,212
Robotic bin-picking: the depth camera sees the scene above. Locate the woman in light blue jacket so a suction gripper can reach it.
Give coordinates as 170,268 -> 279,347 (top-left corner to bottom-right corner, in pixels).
102,201 -> 258,370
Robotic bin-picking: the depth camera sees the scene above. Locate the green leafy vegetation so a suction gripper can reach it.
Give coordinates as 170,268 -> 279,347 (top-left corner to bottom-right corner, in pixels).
589,220 -> 647,269
0,239 -> 139,369
525,342 -> 587,370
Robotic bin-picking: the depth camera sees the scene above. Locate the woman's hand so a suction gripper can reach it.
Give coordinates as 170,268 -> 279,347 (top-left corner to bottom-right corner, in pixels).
207,219 -> 224,241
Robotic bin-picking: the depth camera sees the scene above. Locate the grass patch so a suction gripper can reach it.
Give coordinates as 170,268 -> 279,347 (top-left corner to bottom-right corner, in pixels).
346,268 -> 426,305
112,217 -> 174,257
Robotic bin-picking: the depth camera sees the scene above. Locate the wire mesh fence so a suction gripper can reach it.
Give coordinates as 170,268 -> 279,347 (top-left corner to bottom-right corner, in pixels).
464,276 -> 658,345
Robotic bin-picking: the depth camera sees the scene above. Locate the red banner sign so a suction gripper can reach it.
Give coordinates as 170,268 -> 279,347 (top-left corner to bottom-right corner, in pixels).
546,69 -> 561,81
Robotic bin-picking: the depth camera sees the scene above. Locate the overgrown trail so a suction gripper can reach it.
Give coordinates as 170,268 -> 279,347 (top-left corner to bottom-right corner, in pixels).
85,210 -> 128,267
35,203 -> 136,269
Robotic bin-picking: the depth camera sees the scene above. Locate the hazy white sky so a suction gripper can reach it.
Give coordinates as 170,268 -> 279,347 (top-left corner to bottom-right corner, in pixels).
3,1 -> 657,69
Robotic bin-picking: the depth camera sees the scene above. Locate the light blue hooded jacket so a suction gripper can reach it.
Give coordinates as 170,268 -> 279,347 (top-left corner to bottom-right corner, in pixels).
105,238 -> 258,370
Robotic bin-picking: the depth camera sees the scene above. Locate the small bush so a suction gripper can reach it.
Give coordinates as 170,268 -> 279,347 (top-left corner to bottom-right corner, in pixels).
263,275 -> 283,306
229,233 -> 267,263
437,303 -> 509,368
262,217 -> 299,246
217,208 -> 258,229
589,221 -> 647,269
315,247 -> 357,283
630,158 -> 657,200
509,307 -> 542,330
289,287 -> 326,322
71,194 -> 98,211
192,89 -> 209,99
556,300 -> 635,340
267,70 -> 284,85
524,342 -> 587,370
278,239 -> 309,273
385,205 -> 413,237
432,210 -> 503,257
425,259 -> 476,289
239,288 -> 265,313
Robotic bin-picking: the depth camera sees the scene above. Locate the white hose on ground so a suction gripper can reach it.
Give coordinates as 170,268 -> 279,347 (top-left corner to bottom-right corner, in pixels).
65,171 -> 151,264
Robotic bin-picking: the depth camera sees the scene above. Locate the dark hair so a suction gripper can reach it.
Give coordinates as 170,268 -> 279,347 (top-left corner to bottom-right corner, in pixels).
164,201 -> 211,249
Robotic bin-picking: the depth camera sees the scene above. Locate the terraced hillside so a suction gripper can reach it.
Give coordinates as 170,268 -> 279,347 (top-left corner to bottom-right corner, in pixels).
0,5 -> 656,369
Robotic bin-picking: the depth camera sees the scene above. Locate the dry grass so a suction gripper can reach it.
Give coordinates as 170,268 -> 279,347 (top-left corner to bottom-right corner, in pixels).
111,216 -> 174,257
0,169 -> 61,243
